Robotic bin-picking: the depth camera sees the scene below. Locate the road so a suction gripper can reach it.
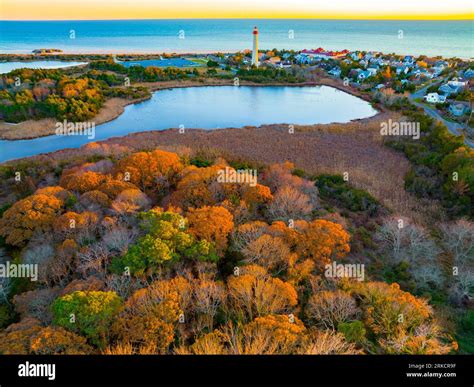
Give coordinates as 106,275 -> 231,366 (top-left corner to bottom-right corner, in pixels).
409,79 -> 473,148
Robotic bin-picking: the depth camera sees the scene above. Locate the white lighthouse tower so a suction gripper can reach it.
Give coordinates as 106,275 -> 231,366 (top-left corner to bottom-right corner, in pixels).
251,26 -> 259,67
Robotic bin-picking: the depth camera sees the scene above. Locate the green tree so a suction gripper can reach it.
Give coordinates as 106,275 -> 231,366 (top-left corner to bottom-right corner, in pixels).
52,291 -> 123,348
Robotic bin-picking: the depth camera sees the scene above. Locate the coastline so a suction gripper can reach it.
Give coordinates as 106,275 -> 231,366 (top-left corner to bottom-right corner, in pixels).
1,50 -> 472,61
0,78 -> 382,141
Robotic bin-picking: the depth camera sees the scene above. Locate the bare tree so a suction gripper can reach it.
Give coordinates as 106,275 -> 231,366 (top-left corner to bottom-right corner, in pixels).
440,220 -> 474,263
306,290 -> 359,330
267,185 -> 313,222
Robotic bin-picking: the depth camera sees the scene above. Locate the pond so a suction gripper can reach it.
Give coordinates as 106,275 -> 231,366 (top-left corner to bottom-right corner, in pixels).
118,58 -> 199,68
0,85 -> 378,162
0,60 -> 88,74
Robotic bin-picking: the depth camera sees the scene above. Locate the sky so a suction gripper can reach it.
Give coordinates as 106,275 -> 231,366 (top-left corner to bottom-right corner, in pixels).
1,0 -> 473,20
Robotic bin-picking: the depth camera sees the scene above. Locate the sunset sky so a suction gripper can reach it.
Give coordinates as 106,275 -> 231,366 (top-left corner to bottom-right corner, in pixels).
1,0 -> 473,20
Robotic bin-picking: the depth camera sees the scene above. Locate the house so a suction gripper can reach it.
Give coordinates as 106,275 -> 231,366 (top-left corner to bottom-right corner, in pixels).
358,70 -> 373,81
463,69 -> 474,79
449,103 -> 467,117
298,48 -> 348,62
277,60 -> 292,69
367,67 -> 379,76
403,56 -> 414,65
396,65 -> 410,76
328,67 -> 342,78
424,93 -> 447,104
295,53 -> 313,64
434,60 -> 449,69
267,56 -> 281,65
447,78 -> 468,88
350,52 -> 362,61
364,52 -> 375,61
439,83 -> 462,96
411,68 -> 434,79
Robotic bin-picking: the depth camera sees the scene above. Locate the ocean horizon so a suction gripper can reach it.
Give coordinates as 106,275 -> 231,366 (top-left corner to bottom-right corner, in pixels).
1,19 -> 473,58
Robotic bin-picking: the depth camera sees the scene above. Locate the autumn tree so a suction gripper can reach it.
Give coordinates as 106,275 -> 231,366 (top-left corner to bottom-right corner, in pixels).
111,283 -> 182,353
0,193 -> 64,246
224,314 -> 305,354
111,189 -> 151,216
227,265 -> 298,321
79,190 -> 111,210
170,163 -> 238,209
240,184 -> 273,212
53,211 -> 99,241
30,326 -> 94,354
342,281 -> 456,354
115,149 -> 183,193
187,206 -> 234,254
231,221 -> 269,251
0,319 -> 43,354
97,179 -> 138,199
241,234 -> 291,273
60,170 -> 105,193
295,219 -> 350,269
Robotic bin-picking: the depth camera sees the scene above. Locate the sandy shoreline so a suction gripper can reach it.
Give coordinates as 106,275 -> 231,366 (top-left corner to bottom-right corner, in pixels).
0,77 -> 380,140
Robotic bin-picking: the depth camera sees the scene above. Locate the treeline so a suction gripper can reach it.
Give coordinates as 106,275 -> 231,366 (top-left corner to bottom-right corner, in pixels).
385,110 -> 473,219
89,60 -> 196,82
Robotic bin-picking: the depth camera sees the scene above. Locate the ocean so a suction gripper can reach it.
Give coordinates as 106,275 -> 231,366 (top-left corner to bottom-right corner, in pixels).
0,19 -> 473,58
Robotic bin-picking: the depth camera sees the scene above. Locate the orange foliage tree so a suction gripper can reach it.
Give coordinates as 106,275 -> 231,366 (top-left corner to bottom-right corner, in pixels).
115,149 -> 183,193
0,193 -> 64,246
60,170 -> 105,193
187,206 -> 234,254
295,219 -> 350,269
30,326 -> 93,354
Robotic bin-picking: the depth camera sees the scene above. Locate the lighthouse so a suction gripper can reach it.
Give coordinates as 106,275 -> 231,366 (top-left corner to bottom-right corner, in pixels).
251,26 -> 259,67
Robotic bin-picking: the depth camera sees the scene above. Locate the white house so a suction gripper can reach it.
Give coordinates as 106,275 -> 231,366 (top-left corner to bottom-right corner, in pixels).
447,79 -> 468,88
424,93 -> 447,104
358,70 -> 373,81
328,67 -> 342,78
367,67 -> 379,76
